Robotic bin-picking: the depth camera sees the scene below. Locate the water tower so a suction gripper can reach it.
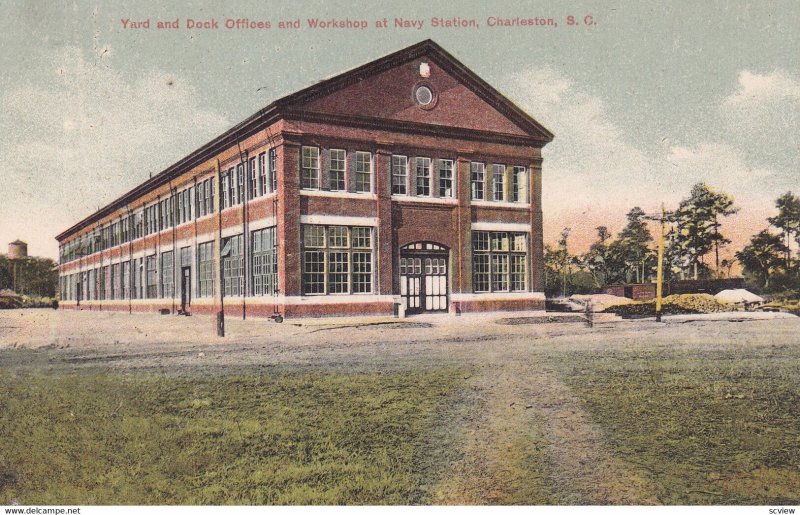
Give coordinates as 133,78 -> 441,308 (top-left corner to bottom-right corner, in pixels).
8,240 -> 28,259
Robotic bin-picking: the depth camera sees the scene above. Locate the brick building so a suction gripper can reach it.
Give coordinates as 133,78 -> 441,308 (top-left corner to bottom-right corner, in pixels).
56,40 -> 553,318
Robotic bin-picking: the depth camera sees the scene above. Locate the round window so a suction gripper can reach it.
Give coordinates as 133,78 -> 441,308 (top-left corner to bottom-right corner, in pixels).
415,85 -> 433,106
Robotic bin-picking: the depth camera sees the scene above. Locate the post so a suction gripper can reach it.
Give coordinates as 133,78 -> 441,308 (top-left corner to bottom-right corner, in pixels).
655,203 -> 665,322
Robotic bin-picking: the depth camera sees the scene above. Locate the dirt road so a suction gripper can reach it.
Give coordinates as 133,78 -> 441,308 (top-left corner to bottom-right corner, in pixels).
2,309 -> 798,504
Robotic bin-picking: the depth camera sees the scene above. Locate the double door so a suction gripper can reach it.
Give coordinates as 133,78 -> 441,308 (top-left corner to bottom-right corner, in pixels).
400,252 -> 448,314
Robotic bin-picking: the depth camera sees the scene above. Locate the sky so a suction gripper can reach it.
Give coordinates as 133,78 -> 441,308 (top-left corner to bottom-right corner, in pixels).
0,0 -> 798,260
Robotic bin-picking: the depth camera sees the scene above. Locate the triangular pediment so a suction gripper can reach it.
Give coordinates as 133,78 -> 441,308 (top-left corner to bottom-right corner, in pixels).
277,40 -> 553,142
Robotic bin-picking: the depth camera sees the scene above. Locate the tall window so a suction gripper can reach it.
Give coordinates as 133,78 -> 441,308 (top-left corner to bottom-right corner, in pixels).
512,166 -> 528,203
492,164 -> 506,201
415,157 -> 431,196
301,146 -> 320,189
302,225 -> 373,295
252,227 -> 277,296
329,149 -> 346,191
471,162 -> 485,200
269,148 -> 277,193
439,159 -> 454,198
237,164 -> 245,203
355,151 -> 372,193
160,251 -> 174,299
146,255 -> 158,299
249,157 -> 257,199
222,235 -> 243,296
473,231 -> 527,292
258,152 -> 268,196
391,155 -> 407,195
197,242 -> 214,297
122,261 -> 130,300
132,258 -> 142,299
221,170 -> 231,209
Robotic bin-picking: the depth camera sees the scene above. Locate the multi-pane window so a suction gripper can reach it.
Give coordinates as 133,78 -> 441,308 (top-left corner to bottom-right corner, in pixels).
221,170 -> 231,209
113,264 -> 122,300
222,235 -> 243,296
415,157 -> 431,196
132,258 -> 143,299
512,166 -> 528,203
258,152 -> 268,196
471,162 -> 485,200
355,152 -> 372,193
269,148 -> 277,193
195,177 -> 214,217
329,149 -> 346,191
197,242 -> 214,298
146,255 -> 158,299
122,261 -> 130,300
492,164 -> 506,201
237,164 -> 245,203
301,225 -> 374,295
249,157 -> 258,199
160,251 -> 174,298
252,227 -> 278,296
99,266 -> 107,301
391,155 -> 408,195
301,146 -> 320,189
439,159 -> 454,198
472,231 -> 528,292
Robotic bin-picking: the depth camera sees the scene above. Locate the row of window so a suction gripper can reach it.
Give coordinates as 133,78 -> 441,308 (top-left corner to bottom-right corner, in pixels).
59,227 -> 279,301
300,146 -> 529,203
220,149 -> 278,209
60,229 -> 529,301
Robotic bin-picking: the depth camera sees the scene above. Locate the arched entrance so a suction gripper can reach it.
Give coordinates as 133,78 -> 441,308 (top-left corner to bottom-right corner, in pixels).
399,242 -> 449,314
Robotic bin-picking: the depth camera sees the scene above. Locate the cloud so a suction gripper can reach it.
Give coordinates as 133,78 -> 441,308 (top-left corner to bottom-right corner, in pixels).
722,69 -> 800,108
719,69 -> 800,170
0,46 -> 231,258
496,67 -> 788,254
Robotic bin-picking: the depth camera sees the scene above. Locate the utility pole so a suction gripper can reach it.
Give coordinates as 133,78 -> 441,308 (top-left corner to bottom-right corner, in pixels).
655,204 -> 666,322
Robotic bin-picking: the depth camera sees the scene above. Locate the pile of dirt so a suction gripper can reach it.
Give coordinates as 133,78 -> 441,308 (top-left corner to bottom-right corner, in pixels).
604,293 -> 731,317
570,294 -> 634,312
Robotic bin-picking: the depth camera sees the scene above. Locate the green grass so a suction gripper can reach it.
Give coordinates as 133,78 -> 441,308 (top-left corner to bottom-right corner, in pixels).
0,368 -> 465,505
559,348 -> 800,504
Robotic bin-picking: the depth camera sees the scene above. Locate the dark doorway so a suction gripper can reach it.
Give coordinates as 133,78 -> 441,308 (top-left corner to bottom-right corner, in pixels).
180,266 -> 191,313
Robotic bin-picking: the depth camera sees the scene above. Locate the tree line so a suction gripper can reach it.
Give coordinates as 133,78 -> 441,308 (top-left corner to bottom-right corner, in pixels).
544,184 -> 800,297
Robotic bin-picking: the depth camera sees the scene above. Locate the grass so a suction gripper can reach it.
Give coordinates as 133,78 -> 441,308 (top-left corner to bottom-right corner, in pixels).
0,367 -> 465,505
558,347 -> 800,504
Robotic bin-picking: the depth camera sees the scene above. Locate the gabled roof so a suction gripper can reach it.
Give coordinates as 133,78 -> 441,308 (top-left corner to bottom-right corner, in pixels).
57,39 -> 552,241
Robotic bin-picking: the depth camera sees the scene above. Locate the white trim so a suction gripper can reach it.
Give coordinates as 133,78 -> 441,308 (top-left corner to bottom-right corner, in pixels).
279,294 -> 395,305
471,222 -> 531,232
300,215 -> 379,227
300,190 -> 377,201
220,226 -> 242,238
471,199 -> 530,209
392,195 -> 458,205
451,292 -> 545,301
248,217 -> 276,232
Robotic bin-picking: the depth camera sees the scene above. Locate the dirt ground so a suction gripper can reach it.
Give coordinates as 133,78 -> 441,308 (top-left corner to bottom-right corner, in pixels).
2,309 -> 799,504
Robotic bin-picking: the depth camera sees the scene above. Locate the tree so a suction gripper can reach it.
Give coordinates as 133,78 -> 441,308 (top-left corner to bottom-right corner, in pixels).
580,226 -> 629,288
768,191 -> 800,268
735,230 -> 788,291
670,183 -> 738,279
615,207 -> 655,283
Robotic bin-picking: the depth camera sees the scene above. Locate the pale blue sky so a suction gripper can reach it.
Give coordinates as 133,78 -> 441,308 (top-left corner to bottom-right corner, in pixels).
1,0 -> 798,258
